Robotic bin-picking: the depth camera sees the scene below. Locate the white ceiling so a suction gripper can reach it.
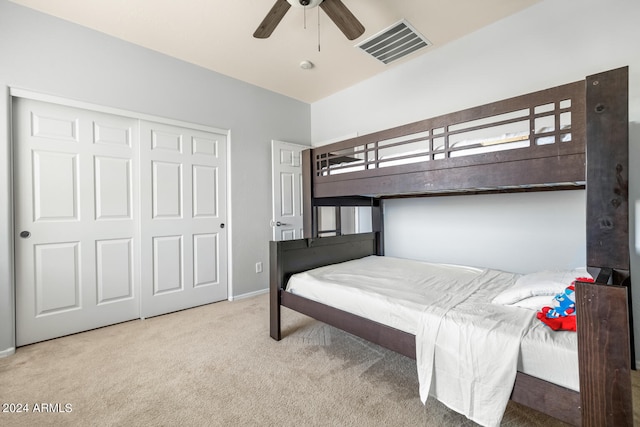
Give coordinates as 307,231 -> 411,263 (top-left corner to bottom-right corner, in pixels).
9,0 -> 539,103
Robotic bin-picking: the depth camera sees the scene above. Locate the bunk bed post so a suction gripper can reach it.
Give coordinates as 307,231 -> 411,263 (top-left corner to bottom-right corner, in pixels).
372,198 -> 384,255
269,240 -> 283,340
578,66 -> 632,426
585,66 -> 629,275
576,279 -> 632,426
302,148 -> 314,238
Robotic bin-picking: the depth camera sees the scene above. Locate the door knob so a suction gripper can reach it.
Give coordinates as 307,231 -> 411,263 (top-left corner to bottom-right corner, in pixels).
270,221 -> 290,227
220,223 -> 225,229
20,231 -> 31,238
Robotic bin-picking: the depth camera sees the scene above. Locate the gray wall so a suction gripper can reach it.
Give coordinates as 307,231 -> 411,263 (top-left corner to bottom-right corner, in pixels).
0,0 -> 310,355
310,0 -> 640,360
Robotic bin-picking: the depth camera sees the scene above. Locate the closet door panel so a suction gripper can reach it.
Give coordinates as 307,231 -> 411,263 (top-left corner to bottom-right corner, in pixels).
140,121 -> 227,318
14,98 -> 140,346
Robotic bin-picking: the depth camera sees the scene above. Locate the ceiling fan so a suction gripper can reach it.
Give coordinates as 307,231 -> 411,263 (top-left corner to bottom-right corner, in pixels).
254,0 -> 365,41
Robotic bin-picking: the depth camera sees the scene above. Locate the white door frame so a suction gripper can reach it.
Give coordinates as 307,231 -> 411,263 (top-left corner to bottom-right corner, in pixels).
1,87 -> 232,353
0,84 -> 15,357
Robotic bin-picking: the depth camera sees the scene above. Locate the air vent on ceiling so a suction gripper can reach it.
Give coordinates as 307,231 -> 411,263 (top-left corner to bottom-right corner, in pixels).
356,20 -> 431,65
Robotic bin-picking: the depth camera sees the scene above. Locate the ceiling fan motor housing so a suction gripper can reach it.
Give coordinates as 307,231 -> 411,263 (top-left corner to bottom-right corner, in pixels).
287,0 -> 323,8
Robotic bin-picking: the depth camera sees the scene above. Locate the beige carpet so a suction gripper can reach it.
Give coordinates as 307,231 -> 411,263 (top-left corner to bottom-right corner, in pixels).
0,294 -> 637,426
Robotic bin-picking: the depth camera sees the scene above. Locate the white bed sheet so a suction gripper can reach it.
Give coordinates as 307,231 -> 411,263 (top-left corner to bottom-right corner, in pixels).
285,255 -> 578,425
287,255 -> 484,333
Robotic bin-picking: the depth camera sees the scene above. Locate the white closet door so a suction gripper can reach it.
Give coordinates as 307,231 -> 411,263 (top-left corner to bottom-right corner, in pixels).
14,98 -> 140,346
140,121 -> 227,318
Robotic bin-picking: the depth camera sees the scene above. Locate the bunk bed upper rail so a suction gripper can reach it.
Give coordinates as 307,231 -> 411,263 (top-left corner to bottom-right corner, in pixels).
311,79 -> 587,198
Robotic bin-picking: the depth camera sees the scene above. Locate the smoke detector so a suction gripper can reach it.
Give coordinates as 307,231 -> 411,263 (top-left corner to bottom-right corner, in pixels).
299,60 -> 314,70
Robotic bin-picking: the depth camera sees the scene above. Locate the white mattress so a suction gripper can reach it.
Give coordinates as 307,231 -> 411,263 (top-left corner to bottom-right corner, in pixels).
286,255 -> 579,392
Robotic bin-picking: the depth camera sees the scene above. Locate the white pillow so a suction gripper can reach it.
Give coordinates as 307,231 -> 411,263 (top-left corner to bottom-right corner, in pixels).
492,268 -> 591,305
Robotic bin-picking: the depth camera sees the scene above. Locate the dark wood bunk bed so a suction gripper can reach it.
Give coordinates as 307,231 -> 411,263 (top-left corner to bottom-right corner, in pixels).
270,67 -> 632,426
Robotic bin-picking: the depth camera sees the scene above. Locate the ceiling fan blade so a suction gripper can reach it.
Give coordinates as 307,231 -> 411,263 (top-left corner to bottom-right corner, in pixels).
320,0 -> 365,40
253,0 -> 291,39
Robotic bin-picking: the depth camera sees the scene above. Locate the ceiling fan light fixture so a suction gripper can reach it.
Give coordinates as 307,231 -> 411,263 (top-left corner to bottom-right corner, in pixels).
287,0 -> 323,8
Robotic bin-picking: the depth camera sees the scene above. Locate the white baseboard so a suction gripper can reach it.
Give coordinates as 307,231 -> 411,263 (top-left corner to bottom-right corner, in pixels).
0,347 -> 15,358
229,288 -> 268,301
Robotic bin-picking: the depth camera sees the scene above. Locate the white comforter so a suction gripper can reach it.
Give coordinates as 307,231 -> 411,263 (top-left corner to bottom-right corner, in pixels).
286,256 -> 537,427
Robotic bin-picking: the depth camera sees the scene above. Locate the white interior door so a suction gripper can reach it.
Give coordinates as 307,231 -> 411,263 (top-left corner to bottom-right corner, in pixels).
140,121 -> 227,318
271,140 -> 306,241
14,98 -> 140,346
